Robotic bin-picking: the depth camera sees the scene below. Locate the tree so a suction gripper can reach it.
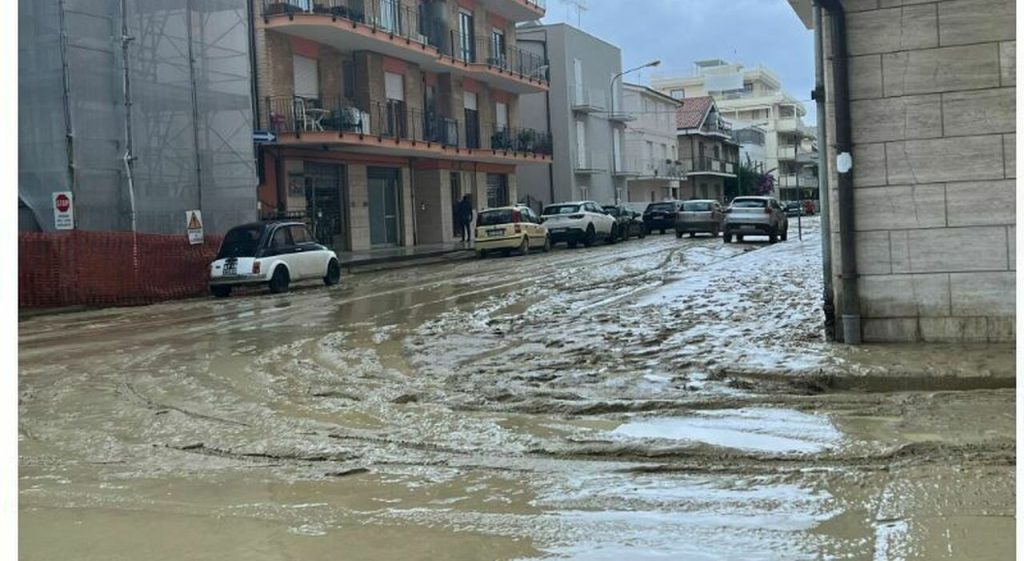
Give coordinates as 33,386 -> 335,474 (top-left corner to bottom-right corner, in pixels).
724,157 -> 776,200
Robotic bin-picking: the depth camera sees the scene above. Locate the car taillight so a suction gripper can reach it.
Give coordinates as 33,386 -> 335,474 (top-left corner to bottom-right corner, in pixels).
512,209 -> 521,223
252,261 -> 261,274
764,207 -> 772,214
568,214 -> 584,219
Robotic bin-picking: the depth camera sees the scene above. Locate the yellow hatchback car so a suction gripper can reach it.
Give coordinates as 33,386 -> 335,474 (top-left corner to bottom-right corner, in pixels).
474,205 -> 551,258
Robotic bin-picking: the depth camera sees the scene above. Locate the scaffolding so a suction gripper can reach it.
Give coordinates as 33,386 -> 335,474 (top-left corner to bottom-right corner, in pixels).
19,0 -> 257,235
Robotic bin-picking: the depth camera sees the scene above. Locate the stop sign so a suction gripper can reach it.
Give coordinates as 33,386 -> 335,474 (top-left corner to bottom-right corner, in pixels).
55,194 -> 71,213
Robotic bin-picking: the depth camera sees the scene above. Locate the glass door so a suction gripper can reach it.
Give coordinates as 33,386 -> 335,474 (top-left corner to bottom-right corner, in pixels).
458,10 -> 474,62
303,162 -> 347,250
368,167 -> 401,246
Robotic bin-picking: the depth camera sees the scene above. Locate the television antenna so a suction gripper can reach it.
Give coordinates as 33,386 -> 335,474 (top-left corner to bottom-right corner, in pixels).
559,0 -> 588,28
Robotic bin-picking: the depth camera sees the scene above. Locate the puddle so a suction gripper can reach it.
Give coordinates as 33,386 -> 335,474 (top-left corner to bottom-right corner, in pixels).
611,408 -> 842,454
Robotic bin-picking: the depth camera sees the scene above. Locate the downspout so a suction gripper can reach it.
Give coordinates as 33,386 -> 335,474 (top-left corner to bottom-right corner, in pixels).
813,1 -> 835,340
817,0 -> 860,344
247,0 -> 260,127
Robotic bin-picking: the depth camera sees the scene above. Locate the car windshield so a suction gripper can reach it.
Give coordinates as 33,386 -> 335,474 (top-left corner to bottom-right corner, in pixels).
218,226 -> 263,258
732,199 -> 767,208
602,206 -> 619,215
542,204 -> 581,216
478,209 -> 514,226
683,202 -> 712,211
647,203 -> 676,212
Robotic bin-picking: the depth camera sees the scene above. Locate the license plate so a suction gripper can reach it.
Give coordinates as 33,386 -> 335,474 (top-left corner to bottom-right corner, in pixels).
487,229 -> 504,237
223,260 -> 237,276
549,228 -> 566,233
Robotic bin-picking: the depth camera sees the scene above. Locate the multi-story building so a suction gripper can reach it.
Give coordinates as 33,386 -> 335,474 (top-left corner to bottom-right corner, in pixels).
788,0 -> 1015,343
674,96 -> 740,202
619,83 -> 683,203
516,23 -> 626,207
252,0 -> 552,250
651,59 -> 816,202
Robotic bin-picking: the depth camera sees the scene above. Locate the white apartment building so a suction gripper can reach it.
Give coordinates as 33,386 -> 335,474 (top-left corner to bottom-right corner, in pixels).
619,83 -> 683,203
652,59 -> 818,201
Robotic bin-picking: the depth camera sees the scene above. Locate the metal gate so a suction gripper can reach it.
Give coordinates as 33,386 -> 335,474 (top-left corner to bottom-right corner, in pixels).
304,162 -> 347,250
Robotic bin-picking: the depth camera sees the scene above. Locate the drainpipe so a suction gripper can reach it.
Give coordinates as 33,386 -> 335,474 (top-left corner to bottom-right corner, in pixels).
817,0 -> 860,344
813,1 -> 835,340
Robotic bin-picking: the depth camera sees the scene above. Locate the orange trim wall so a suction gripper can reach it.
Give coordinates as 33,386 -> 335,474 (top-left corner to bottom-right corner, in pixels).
290,36 -> 320,58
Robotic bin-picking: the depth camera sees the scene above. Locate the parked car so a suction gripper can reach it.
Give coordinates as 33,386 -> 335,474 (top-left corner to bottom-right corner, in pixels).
675,199 -> 724,238
602,205 -> 647,240
643,200 -> 684,234
541,201 -> 618,248
474,205 -> 550,258
209,221 -> 341,297
723,196 -> 789,244
784,200 -> 804,217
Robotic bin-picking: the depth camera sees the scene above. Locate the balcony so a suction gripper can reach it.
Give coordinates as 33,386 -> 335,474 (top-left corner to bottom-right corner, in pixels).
701,117 -> 732,137
265,95 -> 552,163
475,0 -> 546,22
681,157 -> 736,176
777,145 -> 816,160
260,0 -> 549,94
574,149 -> 606,174
777,173 -> 819,189
571,87 -> 606,113
616,157 -> 685,178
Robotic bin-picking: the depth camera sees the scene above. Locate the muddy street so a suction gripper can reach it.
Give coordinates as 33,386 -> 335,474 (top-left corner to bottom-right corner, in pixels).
19,218 -> 1015,560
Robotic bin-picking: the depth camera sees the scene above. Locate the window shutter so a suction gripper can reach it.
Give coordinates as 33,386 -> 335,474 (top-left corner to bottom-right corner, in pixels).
293,55 -> 319,98
495,102 -> 508,130
464,91 -> 477,110
384,72 -> 404,101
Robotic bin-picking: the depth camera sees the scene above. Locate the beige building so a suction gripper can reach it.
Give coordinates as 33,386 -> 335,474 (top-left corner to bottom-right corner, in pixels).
674,96 -> 740,202
619,83 -> 683,203
788,0 -> 1015,343
253,0 -> 551,251
651,60 -> 816,200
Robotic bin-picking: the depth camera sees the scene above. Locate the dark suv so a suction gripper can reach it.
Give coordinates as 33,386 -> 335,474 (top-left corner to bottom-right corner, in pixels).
642,200 -> 684,235
602,205 -> 647,240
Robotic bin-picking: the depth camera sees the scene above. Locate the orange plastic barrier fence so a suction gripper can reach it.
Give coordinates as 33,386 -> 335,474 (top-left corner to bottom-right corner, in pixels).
19,231 -> 224,308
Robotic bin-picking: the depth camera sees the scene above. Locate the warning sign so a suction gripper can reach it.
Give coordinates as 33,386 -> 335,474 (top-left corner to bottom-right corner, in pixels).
186,210 -> 204,245
53,191 -> 74,230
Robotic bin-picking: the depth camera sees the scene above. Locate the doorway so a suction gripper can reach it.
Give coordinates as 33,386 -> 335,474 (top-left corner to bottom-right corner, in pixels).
368,167 -> 402,246
450,171 -> 462,237
486,173 -> 508,208
303,162 -> 348,250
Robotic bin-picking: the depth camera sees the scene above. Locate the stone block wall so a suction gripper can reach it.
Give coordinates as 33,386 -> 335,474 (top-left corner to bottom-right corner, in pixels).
826,0 -> 1015,342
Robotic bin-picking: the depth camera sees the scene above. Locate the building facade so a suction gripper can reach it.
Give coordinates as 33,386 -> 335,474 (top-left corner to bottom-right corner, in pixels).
675,96 -> 740,202
253,0 -> 551,251
788,0 -> 1015,343
516,23 -> 626,207
19,0 -> 257,235
651,60 -> 817,202
619,83 -> 683,204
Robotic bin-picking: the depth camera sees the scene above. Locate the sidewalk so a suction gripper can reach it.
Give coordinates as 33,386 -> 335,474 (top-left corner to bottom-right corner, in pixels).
337,241 -> 475,270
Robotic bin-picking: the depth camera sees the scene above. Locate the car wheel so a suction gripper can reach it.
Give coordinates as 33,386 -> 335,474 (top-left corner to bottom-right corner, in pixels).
781,226 -> 789,241
769,229 -> 779,244
688,232 -> 696,238
583,225 -> 596,247
660,229 -> 666,235
711,225 -> 720,237
519,236 -> 530,256
477,250 -> 487,259
675,230 -> 683,239
607,225 -> 618,244
502,248 -> 512,257
323,259 -> 341,286
639,228 -> 647,239
268,266 -> 290,294
568,240 -> 578,249
543,235 -> 552,252
737,235 -> 745,242
210,285 -> 232,298
723,233 -> 732,244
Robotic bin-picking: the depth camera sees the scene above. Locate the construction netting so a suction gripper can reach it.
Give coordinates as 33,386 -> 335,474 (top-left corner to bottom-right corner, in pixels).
19,231 -> 224,308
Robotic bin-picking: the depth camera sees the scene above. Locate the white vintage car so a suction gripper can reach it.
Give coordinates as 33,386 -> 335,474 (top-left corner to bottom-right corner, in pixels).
208,221 -> 340,297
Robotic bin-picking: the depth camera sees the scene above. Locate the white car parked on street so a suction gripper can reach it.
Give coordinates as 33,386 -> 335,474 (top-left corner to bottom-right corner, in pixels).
540,201 -> 618,248
209,221 -> 341,297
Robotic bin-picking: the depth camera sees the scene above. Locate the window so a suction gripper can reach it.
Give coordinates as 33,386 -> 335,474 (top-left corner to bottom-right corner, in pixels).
384,72 -> 406,137
464,91 -> 479,148
293,55 -> 319,98
495,101 -> 508,131
342,60 -> 354,99
576,120 -> 587,167
458,10 -> 474,62
573,58 -> 583,104
271,227 -> 293,249
670,88 -> 685,99
289,225 -> 311,243
491,28 -> 506,66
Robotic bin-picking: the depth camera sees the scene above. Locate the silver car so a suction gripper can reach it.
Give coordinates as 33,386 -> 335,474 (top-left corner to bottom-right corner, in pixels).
675,199 -> 724,238
722,196 -> 789,244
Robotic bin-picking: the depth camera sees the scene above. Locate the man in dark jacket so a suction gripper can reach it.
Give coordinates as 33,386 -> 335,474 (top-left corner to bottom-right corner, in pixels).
455,194 -> 473,242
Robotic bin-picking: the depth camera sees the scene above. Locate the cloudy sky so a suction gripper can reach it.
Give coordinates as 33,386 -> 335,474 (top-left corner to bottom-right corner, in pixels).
541,0 -> 817,122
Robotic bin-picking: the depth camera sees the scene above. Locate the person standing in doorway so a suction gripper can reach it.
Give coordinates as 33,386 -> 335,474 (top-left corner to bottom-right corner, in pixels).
456,194 -> 473,243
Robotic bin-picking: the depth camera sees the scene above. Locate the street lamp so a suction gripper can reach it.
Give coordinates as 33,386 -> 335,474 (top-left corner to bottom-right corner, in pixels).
609,59 -> 659,203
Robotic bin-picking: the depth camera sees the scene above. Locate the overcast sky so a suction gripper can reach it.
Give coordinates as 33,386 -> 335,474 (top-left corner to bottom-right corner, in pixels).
540,0 -> 817,123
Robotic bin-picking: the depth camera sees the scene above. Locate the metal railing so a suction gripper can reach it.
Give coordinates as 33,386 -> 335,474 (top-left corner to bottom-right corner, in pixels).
264,95 -> 551,157
618,157 -> 685,177
701,117 -> 732,135
682,157 -> 737,175
570,86 -> 607,110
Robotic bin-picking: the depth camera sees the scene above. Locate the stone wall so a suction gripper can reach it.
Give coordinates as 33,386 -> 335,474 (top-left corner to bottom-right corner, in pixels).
827,0 -> 1015,342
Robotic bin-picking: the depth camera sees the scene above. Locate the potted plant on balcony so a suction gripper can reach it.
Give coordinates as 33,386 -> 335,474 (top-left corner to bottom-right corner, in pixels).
492,128 -> 513,151
516,128 -> 537,153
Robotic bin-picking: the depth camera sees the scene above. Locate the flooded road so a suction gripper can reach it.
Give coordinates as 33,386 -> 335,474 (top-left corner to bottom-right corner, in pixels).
20,218 -> 1015,560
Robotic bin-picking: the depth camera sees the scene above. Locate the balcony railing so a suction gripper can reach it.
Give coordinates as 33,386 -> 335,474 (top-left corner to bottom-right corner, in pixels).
570,86 -> 606,112
682,157 -> 736,175
262,1 -> 549,85
619,157 -> 685,178
264,95 -> 551,157
701,117 -> 732,136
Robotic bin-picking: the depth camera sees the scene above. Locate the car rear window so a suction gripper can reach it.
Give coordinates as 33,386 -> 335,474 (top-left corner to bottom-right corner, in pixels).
217,226 -> 263,258
542,204 -> 581,215
602,206 -> 619,215
647,203 -> 676,212
478,209 -> 514,226
732,199 -> 767,208
683,202 -> 712,211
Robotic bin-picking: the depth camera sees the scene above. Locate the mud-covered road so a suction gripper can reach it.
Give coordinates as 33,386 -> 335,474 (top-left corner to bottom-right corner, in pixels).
20,218 -> 1015,560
